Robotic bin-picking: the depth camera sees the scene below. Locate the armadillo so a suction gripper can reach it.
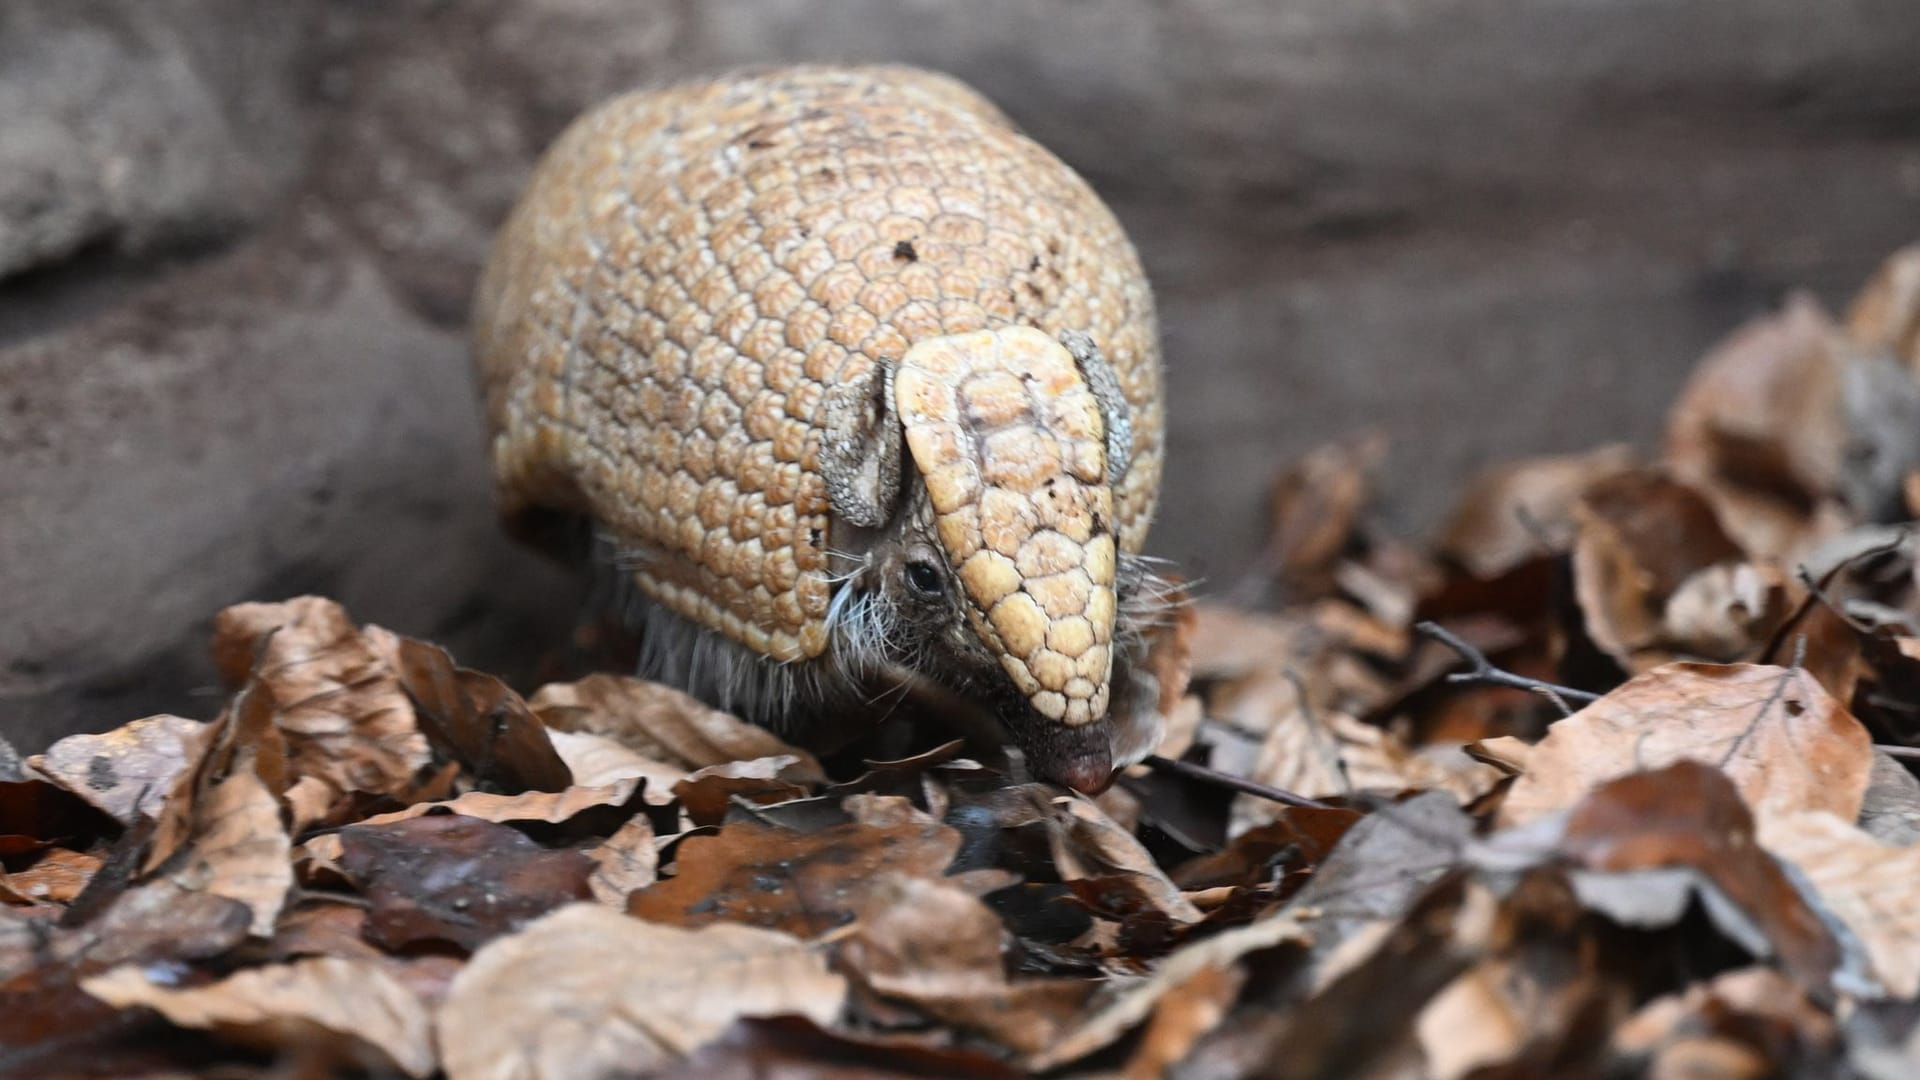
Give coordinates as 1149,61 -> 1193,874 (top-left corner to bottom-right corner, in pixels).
472,64 -> 1167,792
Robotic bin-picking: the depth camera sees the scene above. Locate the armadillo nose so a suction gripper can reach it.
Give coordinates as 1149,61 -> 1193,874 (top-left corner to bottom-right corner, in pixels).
1018,718 -> 1115,794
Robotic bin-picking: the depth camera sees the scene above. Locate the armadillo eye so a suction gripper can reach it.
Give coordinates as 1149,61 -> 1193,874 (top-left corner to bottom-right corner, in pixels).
904,558 -> 944,597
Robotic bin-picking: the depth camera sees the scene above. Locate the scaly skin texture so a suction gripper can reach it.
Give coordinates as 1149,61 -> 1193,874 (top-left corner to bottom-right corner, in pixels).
473,65 -> 1163,787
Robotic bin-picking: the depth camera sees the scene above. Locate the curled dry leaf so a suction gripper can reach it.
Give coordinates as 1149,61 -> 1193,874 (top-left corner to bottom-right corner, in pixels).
586,816 -> 659,906
351,779 -> 646,831
532,673 -> 823,777
390,637 -> 573,794
149,765 -> 292,937
674,755 -> 817,827
2,848 -> 103,905
1437,444 -> 1636,578
545,727 -> 684,798
1613,967 -> 1837,1075
82,956 -> 435,1077
1665,295 -> 1852,558
630,818 -> 961,937
1120,962 -> 1245,1080
1761,811 -> 1920,998
437,903 -> 845,1080
1025,912 -> 1307,1071
1256,432 -> 1387,598
1043,792 -> 1203,924
1496,662 -> 1873,835
212,598 -> 431,824
838,875 -> 1092,1055
1570,470 -> 1747,670
1847,244 -> 1920,368
337,814 -> 594,952
1562,762 -> 1838,989
29,714 -> 205,826
1187,604 -> 1318,683
1661,560 -> 1795,662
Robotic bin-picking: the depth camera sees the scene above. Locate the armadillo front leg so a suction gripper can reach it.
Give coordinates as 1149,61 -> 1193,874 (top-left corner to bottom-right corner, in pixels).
819,360 -> 904,530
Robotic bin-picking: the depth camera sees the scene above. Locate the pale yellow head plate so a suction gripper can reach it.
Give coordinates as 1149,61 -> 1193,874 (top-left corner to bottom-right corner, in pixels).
894,326 -> 1118,726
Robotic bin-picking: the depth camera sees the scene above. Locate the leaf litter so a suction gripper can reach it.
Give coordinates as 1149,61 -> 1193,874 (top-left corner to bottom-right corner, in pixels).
6,247 -> 1920,1077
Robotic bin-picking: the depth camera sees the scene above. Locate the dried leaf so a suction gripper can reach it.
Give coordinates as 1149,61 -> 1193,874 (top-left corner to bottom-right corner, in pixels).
437,903 -> 845,1080
351,778 -> 647,830
546,727 -> 684,799
29,715 -> 206,826
1665,295 -> 1851,556
1414,962 -> 1529,1080
1562,762 -> 1838,988
1256,432 -> 1386,597
3,848 -> 102,905
1847,244 -> 1920,368
338,815 -> 594,951
659,1017 -> 1022,1079
586,816 -> 658,906
1120,962 -> 1244,1079
1762,811 -> 1920,997
82,956 -> 435,1077
1498,663 -> 1873,834
1187,605 -> 1317,682
1025,913 -> 1307,1071
1044,793 -> 1203,924
838,875 -> 1091,1054
630,819 -> 960,936
532,673 -> 822,776
150,766 -> 291,937
674,755 -> 817,827
213,598 -> 431,822
1571,470 -> 1747,670
391,637 -> 573,793
1438,444 -> 1636,578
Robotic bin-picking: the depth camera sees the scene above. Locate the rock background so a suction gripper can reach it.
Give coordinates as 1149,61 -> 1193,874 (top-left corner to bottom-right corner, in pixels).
5,0 -> 1918,749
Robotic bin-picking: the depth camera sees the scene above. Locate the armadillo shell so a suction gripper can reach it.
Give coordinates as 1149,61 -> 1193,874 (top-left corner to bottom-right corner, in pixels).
472,64 -> 1162,663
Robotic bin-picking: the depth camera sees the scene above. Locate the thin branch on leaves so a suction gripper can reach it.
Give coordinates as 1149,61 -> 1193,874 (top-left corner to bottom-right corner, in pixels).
1415,620 -> 1600,716
1141,754 -> 1335,810
1417,620 -> 1920,765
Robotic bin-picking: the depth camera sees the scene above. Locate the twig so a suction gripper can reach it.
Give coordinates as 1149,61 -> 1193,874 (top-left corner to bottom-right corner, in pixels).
1142,754 -> 1335,810
1414,620 -> 1600,716
1878,745 -> 1920,761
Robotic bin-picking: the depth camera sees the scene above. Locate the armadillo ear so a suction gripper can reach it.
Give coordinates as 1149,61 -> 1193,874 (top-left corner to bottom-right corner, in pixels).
1060,332 -> 1133,488
820,358 -> 904,529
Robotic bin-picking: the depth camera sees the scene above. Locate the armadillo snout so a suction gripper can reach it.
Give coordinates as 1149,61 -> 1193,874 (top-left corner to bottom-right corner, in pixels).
895,326 -> 1126,730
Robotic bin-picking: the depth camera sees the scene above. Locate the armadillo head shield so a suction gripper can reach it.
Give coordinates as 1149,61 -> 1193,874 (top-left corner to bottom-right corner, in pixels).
894,326 -> 1122,792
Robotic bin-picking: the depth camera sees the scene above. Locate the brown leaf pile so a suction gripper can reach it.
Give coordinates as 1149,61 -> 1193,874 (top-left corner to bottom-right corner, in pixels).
7,247 -> 1920,1078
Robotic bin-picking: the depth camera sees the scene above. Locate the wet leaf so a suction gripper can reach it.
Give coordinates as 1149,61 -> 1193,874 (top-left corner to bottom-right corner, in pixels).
82,956 -> 435,1077
437,903 -> 845,1080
